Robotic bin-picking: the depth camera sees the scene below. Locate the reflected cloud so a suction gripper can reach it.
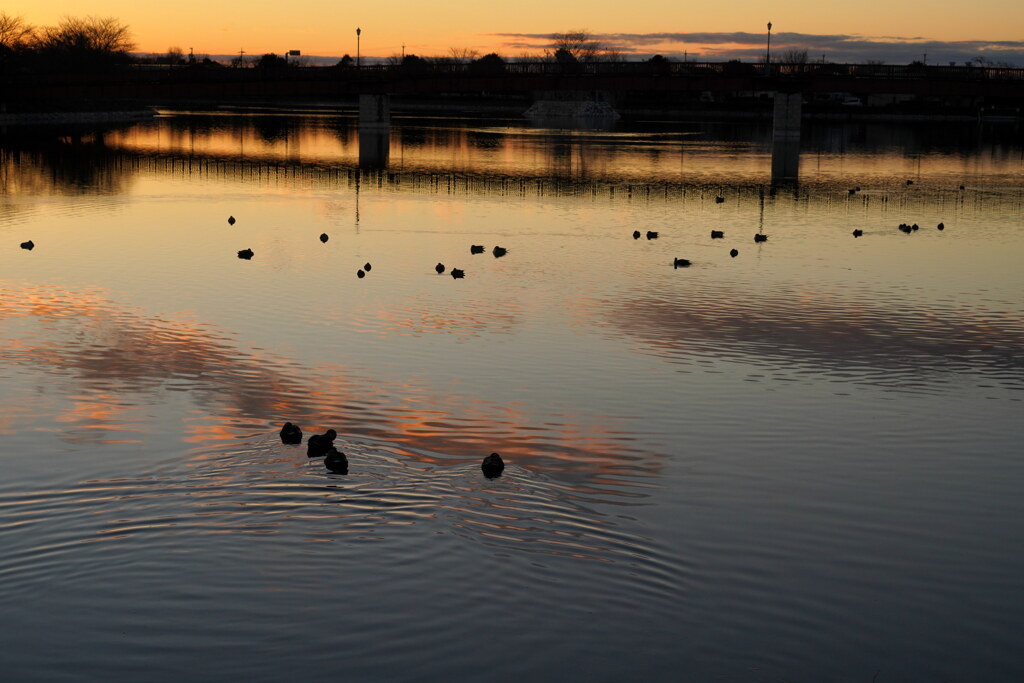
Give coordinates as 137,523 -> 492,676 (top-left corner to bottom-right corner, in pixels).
603,284 -> 1024,391
0,283 -> 660,488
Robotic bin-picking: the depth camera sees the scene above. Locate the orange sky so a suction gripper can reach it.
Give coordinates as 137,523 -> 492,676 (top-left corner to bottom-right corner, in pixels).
3,1 -> 1023,60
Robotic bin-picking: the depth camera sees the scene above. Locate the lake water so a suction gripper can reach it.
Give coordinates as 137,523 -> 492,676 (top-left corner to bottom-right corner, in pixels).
1,110 -> 1022,681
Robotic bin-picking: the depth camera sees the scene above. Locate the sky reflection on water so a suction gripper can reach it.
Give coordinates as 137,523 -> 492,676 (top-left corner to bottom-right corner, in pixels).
1,112 -> 1023,681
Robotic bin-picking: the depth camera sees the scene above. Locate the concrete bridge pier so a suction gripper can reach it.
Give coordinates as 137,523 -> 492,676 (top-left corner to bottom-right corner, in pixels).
358,94 -> 391,169
771,92 -> 802,184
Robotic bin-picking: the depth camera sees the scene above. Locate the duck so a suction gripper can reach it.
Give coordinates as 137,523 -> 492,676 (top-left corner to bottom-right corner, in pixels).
673,258 -> 691,268
320,233 -> 329,243
470,245 -> 485,254
492,246 -> 507,258
959,185 -> 965,191
937,222 -> 945,231
906,180 -> 914,186
228,216 -> 236,225
357,269 -> 366,278
710,230 -> 724,239
364,262 -> 372,272
852,229 -> 863,237
848,188 -> 857,195
715,196 -> 725,203
911,223 -> 919,231
754,234 -> 767,243
324,448 -> 349,474
307,429 -> 338,458
237,248 -> 254,259
481,452 -> 504,478
899,224 -> 912,233
730,248 -> 739,257
646,231 -> 658,240
20,240 -> 34,250
436,262 -> 446,274
451,268 -> 465,279
632,230 -> 641,239
280,422 -> 303,444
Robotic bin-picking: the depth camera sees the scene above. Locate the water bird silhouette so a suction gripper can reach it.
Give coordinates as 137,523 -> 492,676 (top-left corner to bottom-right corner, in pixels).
906,180 -> 914,186
364,263 -> 372,272
959,185 -> 965,190
20,240 -> 34,250
324,448 -> 349,474
492,246 -> 507,257
307,429 -> 338,458
899,224 -> 913,234
646,231 -> 658,240
715,196 -> 725,203
237,248 -> 254,259
481,452 -> 504,478
320,233 -> 329,243
436,263 -> 446,274
730,248 -> 739,257
357,269 -> 365,278
228,216 -> 236,225
911,223 -> 919,231
711,230 -> 724,239
937,222 -> 945,231
852,229 -> 863,237
470,245 -> 484,254
754,234 -> 768,243
280,422 -> 303,444
673,258 -> 691,268
632,230 -> 641,239
451,268 -> 465,279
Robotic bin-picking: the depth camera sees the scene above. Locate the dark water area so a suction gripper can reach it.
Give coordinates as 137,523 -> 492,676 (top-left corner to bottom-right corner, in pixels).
1,111 -> 1022,681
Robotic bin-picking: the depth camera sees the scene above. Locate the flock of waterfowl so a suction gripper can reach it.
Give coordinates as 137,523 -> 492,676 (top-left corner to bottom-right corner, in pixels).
11,185 -> 953,482
279,422 -> 504,478
14,187 -> 949,266
621,185 -> 953,267
223,216 -> 507,280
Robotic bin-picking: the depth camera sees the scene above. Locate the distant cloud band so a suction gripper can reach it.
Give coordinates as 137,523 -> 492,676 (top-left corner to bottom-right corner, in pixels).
491,31 -> 1024,65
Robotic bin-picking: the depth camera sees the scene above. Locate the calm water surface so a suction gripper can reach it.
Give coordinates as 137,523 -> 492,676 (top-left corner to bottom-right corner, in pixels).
1,111 -> 1022,681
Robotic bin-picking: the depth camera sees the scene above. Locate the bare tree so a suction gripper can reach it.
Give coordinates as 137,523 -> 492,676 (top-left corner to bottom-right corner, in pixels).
549,30 -> 603,63
448,47 -> 479,64
35,16 -> 135,54
163,46 -> 185,65
777,49 -> 809,64
0,12 -> 33,49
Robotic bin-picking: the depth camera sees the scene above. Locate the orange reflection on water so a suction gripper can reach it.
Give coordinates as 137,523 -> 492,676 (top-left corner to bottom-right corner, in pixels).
0,281 -> 657,484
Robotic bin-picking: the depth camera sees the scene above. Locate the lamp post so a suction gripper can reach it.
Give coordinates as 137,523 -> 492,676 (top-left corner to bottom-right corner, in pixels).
356,27 -> 361,67
766,21 -> 772,75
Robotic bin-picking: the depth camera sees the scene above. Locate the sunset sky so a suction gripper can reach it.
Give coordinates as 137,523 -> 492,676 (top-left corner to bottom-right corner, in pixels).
5,0 -> 1024,64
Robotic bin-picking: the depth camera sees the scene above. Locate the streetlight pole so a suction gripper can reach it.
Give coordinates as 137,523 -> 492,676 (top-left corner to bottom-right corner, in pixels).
766,22 -> 772,75
356,27 -> 361,68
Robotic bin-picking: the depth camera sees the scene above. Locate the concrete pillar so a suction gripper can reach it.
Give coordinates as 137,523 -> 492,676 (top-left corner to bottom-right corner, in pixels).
771,140 -> 800,185
358,130 -> 390,169
359,94 -> 390,130
771,92 -> 802,183
772,92 -> 802,142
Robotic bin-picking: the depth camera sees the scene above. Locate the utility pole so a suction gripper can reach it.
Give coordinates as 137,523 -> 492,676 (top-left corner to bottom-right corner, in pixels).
766,22 -> 772,75
356,27 -> 361,67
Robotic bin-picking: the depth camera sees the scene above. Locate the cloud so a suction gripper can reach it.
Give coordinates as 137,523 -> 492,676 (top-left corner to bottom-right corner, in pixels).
490,31 -> 1024,65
